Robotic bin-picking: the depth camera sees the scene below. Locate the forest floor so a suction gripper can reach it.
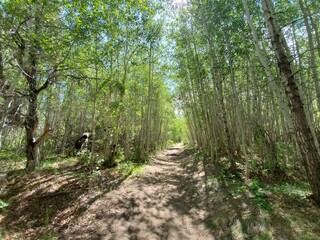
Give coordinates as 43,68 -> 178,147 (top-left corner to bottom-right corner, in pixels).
1,145 -> 320,239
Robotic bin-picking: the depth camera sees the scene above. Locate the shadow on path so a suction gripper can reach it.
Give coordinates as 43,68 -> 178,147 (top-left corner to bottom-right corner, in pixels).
1,146 -> 303,239
0,165 -> 128,239
62,146 -> 213,240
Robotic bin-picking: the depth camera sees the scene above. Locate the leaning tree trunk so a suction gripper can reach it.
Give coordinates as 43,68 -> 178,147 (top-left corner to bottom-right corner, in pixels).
261,0 -> 320,203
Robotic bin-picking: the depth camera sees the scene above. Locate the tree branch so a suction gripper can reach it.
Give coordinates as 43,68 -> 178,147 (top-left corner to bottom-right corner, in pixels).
35,67 -> 57,94
35,79 -> 50,94
34,122 -> 51,146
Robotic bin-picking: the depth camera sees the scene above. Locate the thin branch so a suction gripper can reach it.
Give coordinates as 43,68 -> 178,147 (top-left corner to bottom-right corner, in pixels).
35,79 -> 50,94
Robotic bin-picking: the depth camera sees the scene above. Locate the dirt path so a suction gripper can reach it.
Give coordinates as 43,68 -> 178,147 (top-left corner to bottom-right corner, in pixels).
63,145 -> 213,240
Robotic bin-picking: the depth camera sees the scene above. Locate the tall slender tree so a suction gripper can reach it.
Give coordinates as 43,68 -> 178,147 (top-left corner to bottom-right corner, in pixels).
261,0 -> 320,203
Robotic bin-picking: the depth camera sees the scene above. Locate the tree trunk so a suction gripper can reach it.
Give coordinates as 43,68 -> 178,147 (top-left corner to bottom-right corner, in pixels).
25,74 -> 39,171
261,0 -> 320,203
62,81 -> 74,156
304,0 -> 320,66
291,23 -> 320,155
25,42 -> 40,170
90,38 -> 99,171
23,44 -> 51,170
0,40 -> 4,84
298,0 -> 320,111
0,39 -> 6,148
242,0 -> 294,131
200,14 -> 236,170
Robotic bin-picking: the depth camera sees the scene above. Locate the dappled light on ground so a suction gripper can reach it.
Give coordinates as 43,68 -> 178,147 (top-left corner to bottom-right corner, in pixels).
0,165 -> 128,239
63,146 -> 212,240
1,146 -> 320,239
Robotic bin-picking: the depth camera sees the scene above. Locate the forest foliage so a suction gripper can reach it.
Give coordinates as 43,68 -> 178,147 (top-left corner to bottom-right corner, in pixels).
0,0 -> 186,172
171,0 -> 320,204
0,0 -> 320,239
0,0 -> 320,206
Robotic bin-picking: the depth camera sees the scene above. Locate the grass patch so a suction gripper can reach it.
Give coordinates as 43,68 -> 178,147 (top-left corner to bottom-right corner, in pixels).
0,149 -> 25,172
38,231 -> 58,240
203,161 -> 320,239
0,200 -> 9,210
268,181 -> 309,199
245,232 -> 273,240
40,156 -> 79,170
116,161 -> 144,177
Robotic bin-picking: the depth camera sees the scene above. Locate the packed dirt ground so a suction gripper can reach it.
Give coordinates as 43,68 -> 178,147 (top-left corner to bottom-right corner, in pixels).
62,145 -> 212,239
1,145 -> 320,239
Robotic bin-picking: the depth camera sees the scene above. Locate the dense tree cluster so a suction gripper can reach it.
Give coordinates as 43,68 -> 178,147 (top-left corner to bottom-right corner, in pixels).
0,0 -> 182,170
1,0 -> 320,203
172,0 -> 320,203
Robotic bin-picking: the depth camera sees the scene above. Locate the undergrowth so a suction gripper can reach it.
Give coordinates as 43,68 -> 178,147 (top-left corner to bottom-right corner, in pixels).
219,168 -> 273,211
203,154 -> 319,240
0,149 -> 25,172
116,161 -> 143,177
